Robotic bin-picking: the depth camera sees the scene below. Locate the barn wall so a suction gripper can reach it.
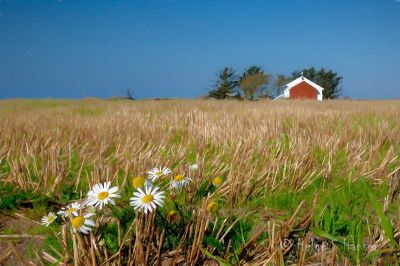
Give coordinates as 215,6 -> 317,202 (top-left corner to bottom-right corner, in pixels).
289,81 -> 318,100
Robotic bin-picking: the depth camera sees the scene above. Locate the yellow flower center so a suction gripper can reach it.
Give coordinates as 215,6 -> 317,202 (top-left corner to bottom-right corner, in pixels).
155,171 -> 163,176
132,176 -> 145,188
48,215 -> 56,223
167,210 -> 177,222
72,216 -> 85,229
212,177 -> 223,187
142,194 -> 154,204
207,202 -> 218,213
98,191 -> 109,200
66,208 -> 77,214
174,175 -> 185,181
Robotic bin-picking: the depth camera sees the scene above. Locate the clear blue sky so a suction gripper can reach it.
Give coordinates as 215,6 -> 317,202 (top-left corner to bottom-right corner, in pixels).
1,0 -> 399,99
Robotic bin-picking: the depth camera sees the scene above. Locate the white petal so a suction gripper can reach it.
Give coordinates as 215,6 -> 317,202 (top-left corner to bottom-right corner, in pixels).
109,193 -> 120,198
86,200 -> 97,206
85,219 -> 96,227
154,200 -> 163,207
108,198 -> 115,205
93,184 -> 100,192
79,227 -> 88,234
82,225 -> 91,231
155,193 -> 165,199
129,197 -> 137,202
109,186 -> 118,193
133,192 -> 142,197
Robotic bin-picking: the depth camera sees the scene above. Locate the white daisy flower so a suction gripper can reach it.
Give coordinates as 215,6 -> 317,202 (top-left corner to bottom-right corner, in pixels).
147,167 -> 171,181
71,212 -> 96,234
41,212 -> 57,227
170,174 -> 191,189
132,176 -> 152,189
86,181 -> 120,210
57,202 -> 81,217
189,164 -> 199,171
130,186 -> 165,214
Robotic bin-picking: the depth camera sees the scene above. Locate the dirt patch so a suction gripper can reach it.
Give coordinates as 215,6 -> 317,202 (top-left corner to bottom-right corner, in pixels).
0,213 -> 44,265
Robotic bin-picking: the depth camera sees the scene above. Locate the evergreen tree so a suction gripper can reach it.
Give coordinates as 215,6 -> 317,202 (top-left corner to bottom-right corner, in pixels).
239,65 -> 264,81
208,67 -> 238,99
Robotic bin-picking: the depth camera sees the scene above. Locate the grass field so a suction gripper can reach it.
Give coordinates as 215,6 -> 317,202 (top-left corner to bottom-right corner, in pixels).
1,99 -> 400,265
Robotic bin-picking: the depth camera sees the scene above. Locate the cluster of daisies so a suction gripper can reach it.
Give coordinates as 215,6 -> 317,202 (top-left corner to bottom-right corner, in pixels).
41,165 -> 207,234
41,181 -> 121,234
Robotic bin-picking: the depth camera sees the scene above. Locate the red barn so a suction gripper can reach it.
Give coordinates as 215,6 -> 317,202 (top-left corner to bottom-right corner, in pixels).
275,75 -> 324,101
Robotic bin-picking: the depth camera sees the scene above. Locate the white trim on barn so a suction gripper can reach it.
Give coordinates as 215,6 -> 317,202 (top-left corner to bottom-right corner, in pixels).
274,75 -> 324,101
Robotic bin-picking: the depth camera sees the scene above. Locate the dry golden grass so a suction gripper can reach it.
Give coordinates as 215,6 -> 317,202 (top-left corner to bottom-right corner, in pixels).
1,99 -> 399,192
0,99 -> 400,265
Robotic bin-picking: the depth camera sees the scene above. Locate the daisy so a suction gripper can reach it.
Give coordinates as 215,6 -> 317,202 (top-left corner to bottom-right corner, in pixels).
189,163 -> 199,171
207,201 -> 218,213
130,186 -> 165,214
167,210 -> 178,222
71,212 -> 96,234
212,176 -> 224,187
86,181 -> 120,210
57,202 -> 81,217
41,212 -> 57,227
147,167 -> 171,181
132,176 -> 152,189
170,174 -> 191,189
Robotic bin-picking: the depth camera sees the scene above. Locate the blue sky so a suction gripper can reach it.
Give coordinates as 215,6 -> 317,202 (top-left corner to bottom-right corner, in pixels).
0,0 -> 399,99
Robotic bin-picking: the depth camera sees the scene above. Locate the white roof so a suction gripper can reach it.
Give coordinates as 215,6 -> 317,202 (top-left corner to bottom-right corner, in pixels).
285,76 -> 324,94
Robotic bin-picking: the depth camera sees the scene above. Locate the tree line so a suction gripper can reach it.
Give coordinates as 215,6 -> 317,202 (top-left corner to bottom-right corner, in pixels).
208,66 -> 342,100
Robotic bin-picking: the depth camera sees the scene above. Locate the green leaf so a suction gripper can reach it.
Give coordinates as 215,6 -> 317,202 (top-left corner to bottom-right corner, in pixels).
203,236 -> 223,251
312,228 -> 347,244
201,248 -> 231,266
369,192 -> 397,249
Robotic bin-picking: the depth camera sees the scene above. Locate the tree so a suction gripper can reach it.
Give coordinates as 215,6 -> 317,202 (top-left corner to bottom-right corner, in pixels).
238,66 -> 271,99
273,75 -> 291,97
291,67 -> 343,99
208,67 -> 238,99
239,72 -> 269,100
240,65 -> 264,80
